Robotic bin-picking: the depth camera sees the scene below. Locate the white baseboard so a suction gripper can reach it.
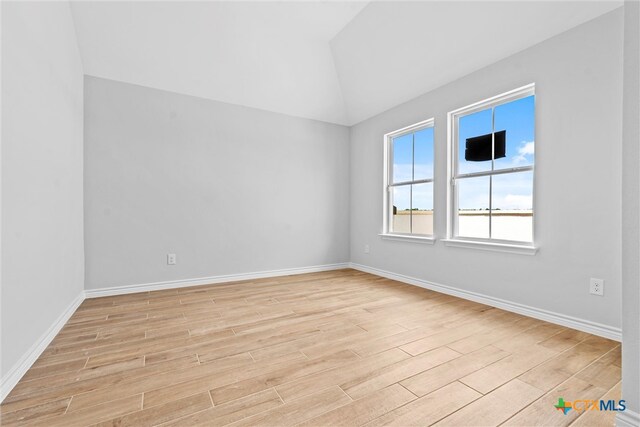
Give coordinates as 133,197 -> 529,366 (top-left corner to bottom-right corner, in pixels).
80,262 -> 630,424
349,262 -> 622,342
0,291 -> 85,403
0,261 -> 622,405
84,263 -> 351,298
617,410 -> 640,427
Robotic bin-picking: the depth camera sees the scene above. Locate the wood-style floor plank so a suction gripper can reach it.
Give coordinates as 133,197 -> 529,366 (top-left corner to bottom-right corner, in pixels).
225,386 -> 351,427
459,343 -> 558,394
297,384 -> 415,427
0,397 -> 71,426
161,388 -> 284,426
275,348 -> 409,402
363,381 -> 481,427
503,377 -> 609,427
341,346 -> 461,400
0,269 -> 621,426
30,395 -> 142,427
518,337 -> 618,391
94,392 -> 211,427
569,382 -> 621,427
209,349 -> 359,405
504,346 -> 622,426
399,345 -> 510,397
432,379 -> 544,426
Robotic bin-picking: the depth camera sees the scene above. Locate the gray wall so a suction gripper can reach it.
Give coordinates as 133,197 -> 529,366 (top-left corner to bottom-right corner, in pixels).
84,77 -> 350,290
621,0 -> 640,418
349,10 -> 623,330
1,2 -> 84,378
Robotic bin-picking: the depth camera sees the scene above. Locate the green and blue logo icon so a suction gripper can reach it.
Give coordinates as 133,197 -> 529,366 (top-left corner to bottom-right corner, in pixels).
554,398 -> 572,415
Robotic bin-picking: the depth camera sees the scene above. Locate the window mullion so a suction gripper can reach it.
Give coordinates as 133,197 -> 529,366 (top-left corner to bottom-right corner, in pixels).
390,178 -> 433,187
409,184 -> 413,234
455,165 -> 533,180
410,132 -> 415,234
491,107 -> 496,239
489,175 -> 493,239
387,185 -> 392,233
412,132 -> 415,182
387,138 -> 393,233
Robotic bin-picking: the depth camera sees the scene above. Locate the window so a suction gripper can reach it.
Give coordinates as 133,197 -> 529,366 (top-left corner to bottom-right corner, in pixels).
383,119 -> 434,239
448,84 -> 535,245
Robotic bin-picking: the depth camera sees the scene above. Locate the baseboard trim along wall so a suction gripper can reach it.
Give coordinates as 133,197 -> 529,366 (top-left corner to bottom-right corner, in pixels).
84,263 -> 351,298
1,261 -> 622,404
349,262 -> 622,342
616,410 -> 640,427
0,291 -> 85,403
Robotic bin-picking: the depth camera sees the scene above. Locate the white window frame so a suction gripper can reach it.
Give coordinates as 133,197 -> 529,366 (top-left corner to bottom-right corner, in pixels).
381,118 -> 435,244
445,84 -> 537,255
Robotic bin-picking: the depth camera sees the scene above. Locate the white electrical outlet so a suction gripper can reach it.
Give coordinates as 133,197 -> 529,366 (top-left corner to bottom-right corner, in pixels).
167,253 -> 177,265
364,244 -> 370,254
590,278 -> 604,296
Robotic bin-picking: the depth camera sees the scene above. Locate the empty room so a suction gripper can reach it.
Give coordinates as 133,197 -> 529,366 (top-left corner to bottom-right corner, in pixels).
1,0 -> 639,426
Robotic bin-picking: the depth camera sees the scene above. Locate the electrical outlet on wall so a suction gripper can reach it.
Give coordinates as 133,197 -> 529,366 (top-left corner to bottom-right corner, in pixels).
167,253 -> 177,265
364,244 -> 370,254
589,278 -> 604,296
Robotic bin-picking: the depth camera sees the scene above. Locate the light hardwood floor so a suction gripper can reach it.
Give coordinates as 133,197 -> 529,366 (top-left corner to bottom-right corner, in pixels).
0,269 -> 621,426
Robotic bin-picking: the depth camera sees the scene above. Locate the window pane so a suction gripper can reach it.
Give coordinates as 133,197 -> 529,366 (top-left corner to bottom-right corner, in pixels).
457,176 -> 490,238
494,95 -> 535,170
414,127 -> 434,181
392,133 -> 413,183
491,171 -> 533,242
411,183 -> 433,235
391,185 -> 411,233
458,108 -> 492,175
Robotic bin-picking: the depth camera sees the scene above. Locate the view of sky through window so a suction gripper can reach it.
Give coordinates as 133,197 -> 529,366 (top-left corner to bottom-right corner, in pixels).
456,94 -> 535,242
390,126 -> 434,235
388,94 -> 533,240
391,96 -> 534,214
457,95 -> 534,212
391,127 -> 434,209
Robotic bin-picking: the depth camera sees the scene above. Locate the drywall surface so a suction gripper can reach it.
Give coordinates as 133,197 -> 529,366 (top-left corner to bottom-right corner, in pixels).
84,77 -> 350,289
1,2 -> 84,378
621,0 -> 640,416
349,10 -> 624,330
331,1 -> 621,125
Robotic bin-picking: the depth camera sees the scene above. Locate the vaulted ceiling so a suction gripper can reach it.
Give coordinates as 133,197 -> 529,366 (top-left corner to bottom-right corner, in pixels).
70,1 -> 621,126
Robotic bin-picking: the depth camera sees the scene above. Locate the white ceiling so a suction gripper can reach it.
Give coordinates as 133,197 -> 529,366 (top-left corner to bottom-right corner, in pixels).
70,1 -> 368,125
331,1 -> 622,124
70,1 -> 622,126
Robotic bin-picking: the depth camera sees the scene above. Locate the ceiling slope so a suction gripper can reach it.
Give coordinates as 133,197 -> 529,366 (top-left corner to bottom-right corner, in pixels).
70,1 -> 367,125
331,1 -> 622,125
70,1 -> 621,126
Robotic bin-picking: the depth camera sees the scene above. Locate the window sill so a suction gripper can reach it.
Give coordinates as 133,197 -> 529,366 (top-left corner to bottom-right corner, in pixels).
442,239 -> 538,255
379,234 -> 436,245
